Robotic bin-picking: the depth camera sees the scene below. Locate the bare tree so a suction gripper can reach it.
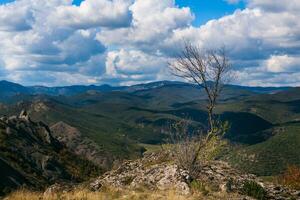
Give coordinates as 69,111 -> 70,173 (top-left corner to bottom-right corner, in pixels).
169,41 -> 232,140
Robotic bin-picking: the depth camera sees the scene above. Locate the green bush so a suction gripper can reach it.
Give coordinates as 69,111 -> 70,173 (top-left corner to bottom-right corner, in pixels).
241,180 -> 267,200
189,180 -> 209,195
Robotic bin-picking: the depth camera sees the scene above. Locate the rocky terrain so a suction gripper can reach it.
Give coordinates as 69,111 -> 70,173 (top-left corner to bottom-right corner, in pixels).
50,121 -> 113,170
1,112 -> 299,199
88,152 -> 300,199
0,111 -> 101,196
0,81 -> 300,199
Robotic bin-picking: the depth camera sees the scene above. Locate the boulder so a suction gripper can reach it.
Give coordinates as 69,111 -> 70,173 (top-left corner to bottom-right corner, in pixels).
90,153 -> 190,195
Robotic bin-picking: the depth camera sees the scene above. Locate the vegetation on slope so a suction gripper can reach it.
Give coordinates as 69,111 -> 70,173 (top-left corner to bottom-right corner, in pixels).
227,123 -> 300,176
0,81 -> 299,178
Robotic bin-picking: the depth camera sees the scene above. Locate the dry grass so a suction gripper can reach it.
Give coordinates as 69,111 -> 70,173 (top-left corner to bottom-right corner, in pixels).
5,188 -> 198,200
279,165 -> 300,190
4,188 -> 244,200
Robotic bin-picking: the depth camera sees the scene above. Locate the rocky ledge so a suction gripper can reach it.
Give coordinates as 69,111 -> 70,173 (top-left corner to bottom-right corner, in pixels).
89,152 -> 300,199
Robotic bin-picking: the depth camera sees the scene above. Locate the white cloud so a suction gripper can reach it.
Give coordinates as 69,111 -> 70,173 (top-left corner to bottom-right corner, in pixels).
248,0 -> 300,12
104,49 -> 168,85
0,0 -> 300,86
161,3 -> 300,86
264,55 -> 300,73
168,7 -> 300,57
52,0 -> 133,29
0,0 -> 126,85
97,0 -> 194,51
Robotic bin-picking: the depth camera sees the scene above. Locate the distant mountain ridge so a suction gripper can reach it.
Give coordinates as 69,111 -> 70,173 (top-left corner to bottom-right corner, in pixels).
0,80 -> 293,101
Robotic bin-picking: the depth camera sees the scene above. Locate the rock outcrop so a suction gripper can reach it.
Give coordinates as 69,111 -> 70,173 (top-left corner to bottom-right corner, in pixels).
90,152 -> 190,195
0,111 -> 100,195
90,152 -> 300,199
197,161 -> 300,199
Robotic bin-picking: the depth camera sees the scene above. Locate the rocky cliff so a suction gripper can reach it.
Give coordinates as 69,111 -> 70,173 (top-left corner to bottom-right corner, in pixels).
0,111 -> 101,195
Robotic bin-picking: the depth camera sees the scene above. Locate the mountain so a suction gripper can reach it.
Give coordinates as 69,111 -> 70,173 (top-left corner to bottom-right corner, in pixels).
0,80 -> 299,178
0,80 -> 293,103
226,122 -> 300,176
0,111 -> 101,195
30,84 -> 125,96
50,121 -> 113,170
0,81 -> 31,102
227,84 -> 292,94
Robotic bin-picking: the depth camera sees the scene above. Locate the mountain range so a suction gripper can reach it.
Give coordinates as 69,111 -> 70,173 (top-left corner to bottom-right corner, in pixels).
0,80 -> 299,179
0,80 -> 291,101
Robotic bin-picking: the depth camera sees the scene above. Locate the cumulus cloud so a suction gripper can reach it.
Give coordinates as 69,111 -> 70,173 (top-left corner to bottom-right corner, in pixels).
52,0 -> 133,29
248,0 -> 300,12
97,0 -> 194,53
264,55 -> 300,73
0,3 -> 33,31
0,0 -> 128,85
161,2 -> 300,86
104,49 -> 168,85
0,0 -> 300,86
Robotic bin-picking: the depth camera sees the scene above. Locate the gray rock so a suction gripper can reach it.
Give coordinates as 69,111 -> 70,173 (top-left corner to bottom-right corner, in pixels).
90,153 -> 191,195
90,154 -> 300,199
19,110 -> 30,121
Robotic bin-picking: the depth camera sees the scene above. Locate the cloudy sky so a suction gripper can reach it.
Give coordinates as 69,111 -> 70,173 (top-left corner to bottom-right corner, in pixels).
0,0 -> 299,86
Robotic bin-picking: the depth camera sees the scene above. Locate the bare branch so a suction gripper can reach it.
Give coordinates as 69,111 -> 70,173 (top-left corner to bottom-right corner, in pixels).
169,41 -> 233,135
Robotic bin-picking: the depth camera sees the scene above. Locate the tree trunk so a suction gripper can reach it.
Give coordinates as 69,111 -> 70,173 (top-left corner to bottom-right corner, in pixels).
208,106 -> 214,132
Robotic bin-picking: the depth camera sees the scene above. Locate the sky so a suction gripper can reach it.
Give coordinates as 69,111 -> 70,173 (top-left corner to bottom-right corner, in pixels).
0,0 -> 299,87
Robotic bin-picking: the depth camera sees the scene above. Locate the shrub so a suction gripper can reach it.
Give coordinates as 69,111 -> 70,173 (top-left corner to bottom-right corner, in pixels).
279,165 -> 300,190
189,180 -> 209,195
166,120 -> 203,179
166,120 -> 228,179
241,180 -> 267,200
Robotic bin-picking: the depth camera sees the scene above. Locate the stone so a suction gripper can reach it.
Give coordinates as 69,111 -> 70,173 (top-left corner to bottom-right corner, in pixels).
43,183 -> 73,196
19,110 -> 30,121
89,153 -> 299,199
90,153 -> 191,195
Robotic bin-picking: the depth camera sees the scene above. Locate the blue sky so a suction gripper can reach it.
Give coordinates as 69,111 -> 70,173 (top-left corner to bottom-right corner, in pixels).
72,0 -> 246,26
0,0 -> 14,3
0,0 -> 300,86
176,0 -> 245,26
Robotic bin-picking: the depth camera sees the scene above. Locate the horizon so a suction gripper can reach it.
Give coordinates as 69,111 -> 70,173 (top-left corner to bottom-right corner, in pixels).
0,79 -> 295,89
0,0 -> 299,87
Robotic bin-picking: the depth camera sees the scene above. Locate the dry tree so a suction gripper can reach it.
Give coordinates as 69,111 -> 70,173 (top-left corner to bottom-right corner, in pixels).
166,41 -> 233,176
169,41 -> 232,141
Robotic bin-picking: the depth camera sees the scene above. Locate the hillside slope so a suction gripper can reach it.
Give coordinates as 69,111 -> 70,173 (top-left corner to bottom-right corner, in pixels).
227,123 -> 300,176
0,111 -> 101,195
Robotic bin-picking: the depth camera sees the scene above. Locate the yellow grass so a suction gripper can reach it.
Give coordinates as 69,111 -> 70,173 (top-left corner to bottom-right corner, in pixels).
5,188 -> 198,200
4,188 -> 246,200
